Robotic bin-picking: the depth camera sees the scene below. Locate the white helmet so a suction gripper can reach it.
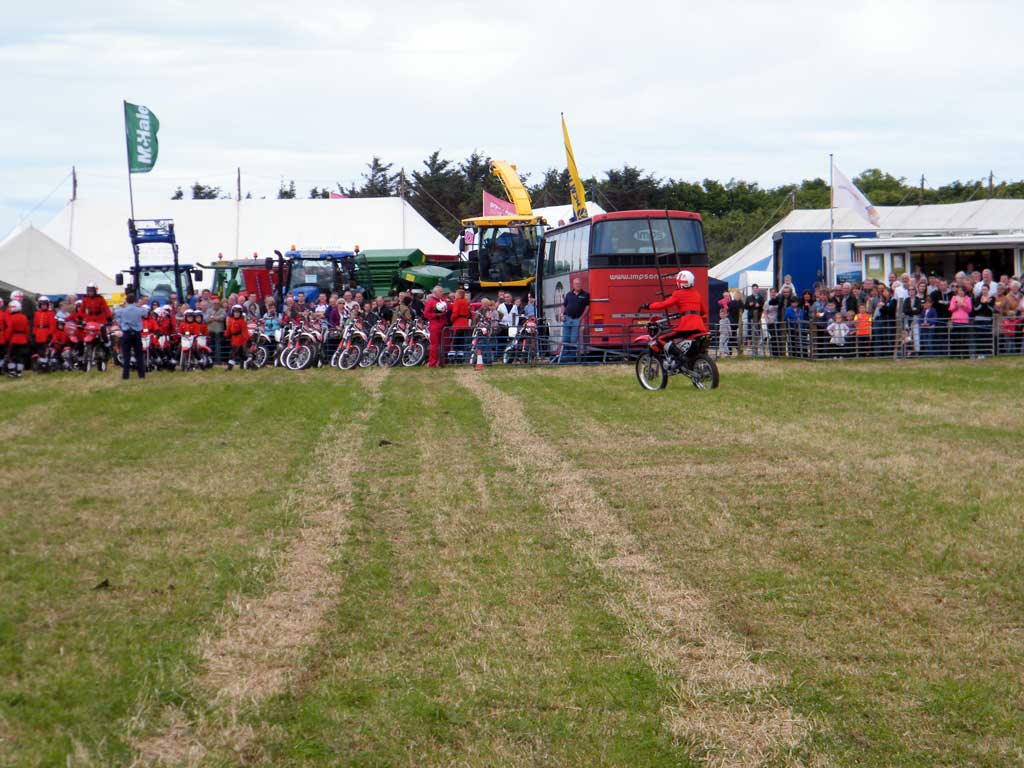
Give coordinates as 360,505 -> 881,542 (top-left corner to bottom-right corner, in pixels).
231,304 -> 244,312
11,291 -> 24,302
434,300 -> 448,313
86,282 -> 97,290
38,295 -> 50,304
8,300 -> 21,313
676,270 -> 695,289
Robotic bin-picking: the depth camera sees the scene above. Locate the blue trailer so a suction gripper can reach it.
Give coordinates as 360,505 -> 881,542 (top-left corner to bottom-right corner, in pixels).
772,229 -> 876,293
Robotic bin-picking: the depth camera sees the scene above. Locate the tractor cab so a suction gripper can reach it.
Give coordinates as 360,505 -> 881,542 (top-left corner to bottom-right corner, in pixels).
117,218 -> 202,304
277,249 -> 361,304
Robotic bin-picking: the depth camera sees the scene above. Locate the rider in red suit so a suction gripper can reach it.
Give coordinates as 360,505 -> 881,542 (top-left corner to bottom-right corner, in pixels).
641,270 -> 708,359
31,295 -> 57,357
4,301 -> 31,377
424,285 -> 451,368
81,282 -> 112,324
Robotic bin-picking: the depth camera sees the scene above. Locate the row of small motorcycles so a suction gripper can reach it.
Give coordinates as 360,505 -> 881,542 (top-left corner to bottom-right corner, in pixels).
34,324 -> 215,374
243,312 -> 543,371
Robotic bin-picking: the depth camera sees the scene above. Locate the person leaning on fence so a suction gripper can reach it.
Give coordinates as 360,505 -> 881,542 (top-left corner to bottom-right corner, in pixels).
744,285 -> 764,355
974,285 -> 996,358
763,288 -> 780,356
948,286 -> 972,358
717,306 -> 731,356
559,278 -> 590,363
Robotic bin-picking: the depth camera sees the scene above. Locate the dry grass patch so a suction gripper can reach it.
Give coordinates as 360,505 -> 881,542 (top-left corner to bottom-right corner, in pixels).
457,370 -> 809,767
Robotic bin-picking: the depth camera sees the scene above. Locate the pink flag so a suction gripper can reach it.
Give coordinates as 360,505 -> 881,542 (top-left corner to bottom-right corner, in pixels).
330,191 -> 347,199
482,190 -> 515,217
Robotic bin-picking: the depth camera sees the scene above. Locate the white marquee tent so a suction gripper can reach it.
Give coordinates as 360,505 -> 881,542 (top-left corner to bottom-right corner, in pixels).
43,197 -> 458,280
0,225 -> 116,296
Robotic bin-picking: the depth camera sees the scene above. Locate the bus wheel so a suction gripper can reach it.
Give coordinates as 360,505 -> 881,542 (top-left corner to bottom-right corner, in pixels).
635,352 -> 667,391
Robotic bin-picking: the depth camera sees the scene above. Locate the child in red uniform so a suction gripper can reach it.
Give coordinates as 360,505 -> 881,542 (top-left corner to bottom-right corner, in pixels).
225,305 -> 250,369
4,301 -> 31,377
31,295 -> 57,359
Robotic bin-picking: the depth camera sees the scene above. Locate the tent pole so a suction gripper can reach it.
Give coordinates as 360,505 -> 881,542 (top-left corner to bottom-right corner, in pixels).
829,153 -> 835,288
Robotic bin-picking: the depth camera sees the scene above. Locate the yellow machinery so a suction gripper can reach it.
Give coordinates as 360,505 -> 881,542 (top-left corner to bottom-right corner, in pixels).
460,161 -> 546,297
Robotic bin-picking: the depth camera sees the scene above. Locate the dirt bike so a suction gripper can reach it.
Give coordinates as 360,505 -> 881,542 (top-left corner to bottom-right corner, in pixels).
246,323 -> 277,369
467,322 -> 493,365
378,319 -> 410,368
502,316 -> 540,364
402,318 -> 429,367
32,341 -> 62,373
633,315 -> 719,391
332,317 -> 367,370
179,332 -> 197,370
79,321 -> 109,372
359,319 -> 389,368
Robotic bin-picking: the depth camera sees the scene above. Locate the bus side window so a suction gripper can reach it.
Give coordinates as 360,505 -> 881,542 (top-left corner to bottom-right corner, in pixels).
546,240 -> 557,274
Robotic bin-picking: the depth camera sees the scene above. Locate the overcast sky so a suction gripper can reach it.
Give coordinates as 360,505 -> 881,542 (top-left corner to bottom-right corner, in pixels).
2,0 -> 1021,239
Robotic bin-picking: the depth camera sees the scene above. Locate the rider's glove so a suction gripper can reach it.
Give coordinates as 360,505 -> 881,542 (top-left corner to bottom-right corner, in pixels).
639,304 -> 649,311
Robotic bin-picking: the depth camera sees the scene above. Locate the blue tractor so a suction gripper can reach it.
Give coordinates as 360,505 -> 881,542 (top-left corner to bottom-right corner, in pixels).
117,219 -> 203,305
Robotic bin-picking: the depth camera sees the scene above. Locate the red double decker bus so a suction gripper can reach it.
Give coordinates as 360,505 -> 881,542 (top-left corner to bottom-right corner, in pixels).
537,210 -> 709,347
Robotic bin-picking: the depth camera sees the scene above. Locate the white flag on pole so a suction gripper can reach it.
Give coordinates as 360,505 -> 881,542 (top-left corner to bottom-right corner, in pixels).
832,164 -> 880,227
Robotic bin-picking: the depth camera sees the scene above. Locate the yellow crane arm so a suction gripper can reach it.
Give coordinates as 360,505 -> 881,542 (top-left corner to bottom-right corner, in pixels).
490,160 -> 533,217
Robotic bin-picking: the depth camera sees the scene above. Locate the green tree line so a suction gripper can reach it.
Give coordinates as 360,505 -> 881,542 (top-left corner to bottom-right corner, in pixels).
172,156 -> 1024,265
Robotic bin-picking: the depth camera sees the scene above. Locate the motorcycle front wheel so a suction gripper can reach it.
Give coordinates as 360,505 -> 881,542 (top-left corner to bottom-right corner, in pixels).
690,354 -> 720,390
635,352 -> 667,391
402,341 -> 426,367
359,343 -> 379,368
339,344 -> 362,370
379,345 -> 401,368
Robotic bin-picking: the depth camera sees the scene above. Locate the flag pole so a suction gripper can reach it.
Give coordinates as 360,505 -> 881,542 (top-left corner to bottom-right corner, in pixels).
828,152 -> 835,288
123,101 -> 136,220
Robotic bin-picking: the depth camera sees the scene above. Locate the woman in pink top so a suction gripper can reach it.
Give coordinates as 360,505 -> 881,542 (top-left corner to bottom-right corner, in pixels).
949,285 -> 972,357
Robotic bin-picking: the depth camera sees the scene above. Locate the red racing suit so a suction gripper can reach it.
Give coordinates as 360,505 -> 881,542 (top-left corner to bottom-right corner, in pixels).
648,288 -> 708,349
82,294 -> 112,324
424,296 -> 450,368
33,309 -> 57,345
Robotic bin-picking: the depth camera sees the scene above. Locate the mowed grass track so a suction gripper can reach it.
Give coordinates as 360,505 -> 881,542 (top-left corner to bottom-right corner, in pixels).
0,359 -> 1021,766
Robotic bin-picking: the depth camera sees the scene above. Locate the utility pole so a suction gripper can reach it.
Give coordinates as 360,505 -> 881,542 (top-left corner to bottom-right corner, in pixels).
71,165 -> 78,201
789,189 -> 797,210
236,167 -> 241,201
919,174 -> 924,206
988,170 -> 994,198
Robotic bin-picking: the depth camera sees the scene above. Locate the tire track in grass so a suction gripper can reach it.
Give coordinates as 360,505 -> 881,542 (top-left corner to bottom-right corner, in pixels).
134,370 -> 386,765
456,370 -> 811,768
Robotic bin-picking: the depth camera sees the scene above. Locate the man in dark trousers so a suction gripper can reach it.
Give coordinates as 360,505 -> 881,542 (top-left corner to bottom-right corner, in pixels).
558,277 -> 590,363
115,292 -> 149,380
743,285 -> 764,355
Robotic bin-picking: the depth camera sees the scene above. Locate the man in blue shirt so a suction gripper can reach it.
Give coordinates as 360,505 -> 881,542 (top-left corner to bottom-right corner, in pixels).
114,292 -> 150,379
558,278 -> 589,363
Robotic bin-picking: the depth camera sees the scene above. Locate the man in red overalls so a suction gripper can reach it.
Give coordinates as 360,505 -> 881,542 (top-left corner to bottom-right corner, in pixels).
424,285 -> 451,368
641,270 -> 708,360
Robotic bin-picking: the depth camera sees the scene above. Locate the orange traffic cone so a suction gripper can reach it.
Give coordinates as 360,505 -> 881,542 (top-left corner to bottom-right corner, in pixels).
475,350 -> 484,370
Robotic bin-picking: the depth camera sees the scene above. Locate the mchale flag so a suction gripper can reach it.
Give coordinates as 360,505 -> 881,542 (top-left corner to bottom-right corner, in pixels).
483,190 -> 516,217
124,101 -> 159,174
832,163 -> 880,227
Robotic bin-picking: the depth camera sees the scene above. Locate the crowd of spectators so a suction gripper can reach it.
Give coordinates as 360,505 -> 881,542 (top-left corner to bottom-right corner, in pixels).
712,267 -> 1024,359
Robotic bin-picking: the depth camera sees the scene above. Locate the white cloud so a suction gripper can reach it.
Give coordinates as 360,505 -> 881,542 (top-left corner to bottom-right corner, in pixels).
2,0 -> 1023,238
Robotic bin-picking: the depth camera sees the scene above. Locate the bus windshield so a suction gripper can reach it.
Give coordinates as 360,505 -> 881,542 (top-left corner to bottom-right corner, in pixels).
591,218 -> 705,258
477,225 -> 543,283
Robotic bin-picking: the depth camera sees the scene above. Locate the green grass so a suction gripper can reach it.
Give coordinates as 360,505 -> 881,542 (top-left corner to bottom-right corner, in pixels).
1,359 -> 1022,766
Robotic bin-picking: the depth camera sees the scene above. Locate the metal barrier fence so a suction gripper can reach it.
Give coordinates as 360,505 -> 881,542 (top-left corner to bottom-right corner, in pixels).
438,315 -> 1024,366
442,323 -> 643,366
708,316 -> 1024,361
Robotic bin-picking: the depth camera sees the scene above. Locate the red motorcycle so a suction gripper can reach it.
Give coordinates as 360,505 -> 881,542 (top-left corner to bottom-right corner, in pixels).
633,315 -> 719,391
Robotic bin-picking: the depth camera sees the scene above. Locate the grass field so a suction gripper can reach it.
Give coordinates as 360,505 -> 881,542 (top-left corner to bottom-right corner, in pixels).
1,359 -> 1022,767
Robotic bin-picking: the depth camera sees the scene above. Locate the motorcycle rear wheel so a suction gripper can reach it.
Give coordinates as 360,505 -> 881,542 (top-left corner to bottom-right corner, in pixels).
293,343 -> 314,370
636,352 -> 667,391
690,354 -> 720,390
